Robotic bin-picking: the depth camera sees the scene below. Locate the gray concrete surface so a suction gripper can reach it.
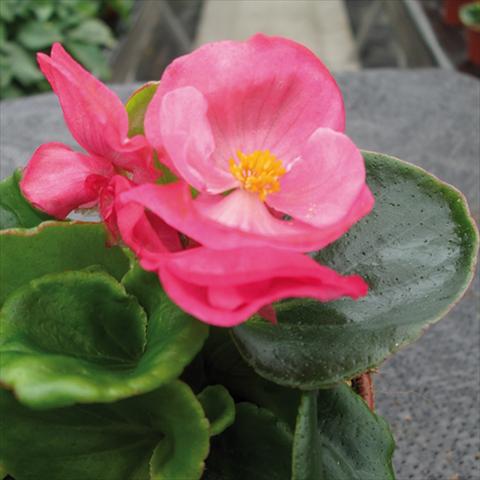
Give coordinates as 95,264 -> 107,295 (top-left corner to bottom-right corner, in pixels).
1,70 -> 479,479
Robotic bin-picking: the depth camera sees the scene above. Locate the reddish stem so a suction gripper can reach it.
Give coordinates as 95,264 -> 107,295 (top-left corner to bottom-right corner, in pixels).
352,372 -> 375,411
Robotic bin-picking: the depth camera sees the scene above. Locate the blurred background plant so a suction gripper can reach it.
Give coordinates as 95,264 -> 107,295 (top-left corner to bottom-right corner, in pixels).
0,0 -> 133,99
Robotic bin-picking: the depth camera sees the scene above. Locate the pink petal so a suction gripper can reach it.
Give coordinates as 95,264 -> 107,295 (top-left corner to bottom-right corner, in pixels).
267,128 -> 373,228
98,175 -> 133,244
119,182 -> 373,252
146,34 -> 345,172
159,87 -> 238,193
156,247 -> 368,326
112,177 -> 182,269
38,45 -> 124,156
20,143 -> 114,218
38,44 -> 147,170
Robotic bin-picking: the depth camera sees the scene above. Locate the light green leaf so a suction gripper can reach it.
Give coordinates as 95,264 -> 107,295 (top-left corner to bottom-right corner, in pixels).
0,264 -> 208,409
0,381 -> 210,480
2,42 -> 43,85
292,385 -> 395,480
0,55 -> 13,90
57,0 -> 99,19
0,270 -> 146,408
0,0 -> 16,21
64,41 -> 110,79
198,385 -> 235,436
126,82 -> 159,137
205,403 -> 293,480
33,0 -> 55,21
0,221 -> 129,306
69,19 -> 116,48
18,21 -> 63,50
0,170 -> 53,230
232,151 -> 479,388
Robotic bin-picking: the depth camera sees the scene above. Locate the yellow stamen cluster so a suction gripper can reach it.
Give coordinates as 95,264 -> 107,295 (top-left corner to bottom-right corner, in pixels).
229,149 -> 286,201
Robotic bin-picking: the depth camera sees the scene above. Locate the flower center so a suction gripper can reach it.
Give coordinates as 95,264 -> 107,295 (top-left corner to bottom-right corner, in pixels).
229,150 -> 286,201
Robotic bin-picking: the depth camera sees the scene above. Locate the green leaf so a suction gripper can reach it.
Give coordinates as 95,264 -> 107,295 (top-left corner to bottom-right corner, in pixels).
33,0 -> 55,21
292,384 -> 395,480
1,42 -> 43,86
72,0 -> 101,17
126,82 -> 159,137
64,41 -> 110,79
0,381 -> 210,480
57,0 -> 99,20
0,221 -> 129,306
0,0 -> 16,21
205,403 -> 292,480
0,83 -> 23,100
157,160 -> 179,185
0,170 -> 53,229
198,385 -> 235,436
0,22 -> 6,43
103,0 -> 134,19
0,54 -> 13,90
196,328 -> 300,429
1,264 -> 208,409
17,21 -> 63,50
0,270 -> 146,408
69,19 -> 116,48
232,151 -> 479,388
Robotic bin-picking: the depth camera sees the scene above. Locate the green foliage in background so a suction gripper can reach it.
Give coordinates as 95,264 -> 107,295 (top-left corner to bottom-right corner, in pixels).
460,2 -> 480,29
0,0 -> 134,99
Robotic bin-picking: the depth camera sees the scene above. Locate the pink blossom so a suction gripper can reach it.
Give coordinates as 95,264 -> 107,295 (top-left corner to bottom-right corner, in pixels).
146,246 -> 367,326
133,34 -> 374,252
20,43 -> 156,219
112,176 -> 183,266
114,191 -> 368,326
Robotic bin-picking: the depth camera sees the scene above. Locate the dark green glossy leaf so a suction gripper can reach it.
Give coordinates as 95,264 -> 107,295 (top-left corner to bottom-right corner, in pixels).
232,152 -> 479,388
196,328 -> 300,429
126,82 -> 159,137
1,265 -> 208,409
0,221 -> 129,305
198,385 -> 235,436
204,403 -> 292,480
292,384 -> 395,480
0,381 -> 210,480
0,170 -> 53,229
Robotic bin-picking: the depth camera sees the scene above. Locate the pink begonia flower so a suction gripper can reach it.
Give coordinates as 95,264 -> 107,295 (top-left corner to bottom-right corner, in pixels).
130,34 -> 374,252
110,175 -> 182,262
147,246 -> 368,326
20,43 -> 156,219
114,195 -> 368,326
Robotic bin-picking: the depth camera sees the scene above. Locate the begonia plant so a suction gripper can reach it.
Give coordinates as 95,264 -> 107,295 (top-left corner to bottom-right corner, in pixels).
0,35 -> 478,480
